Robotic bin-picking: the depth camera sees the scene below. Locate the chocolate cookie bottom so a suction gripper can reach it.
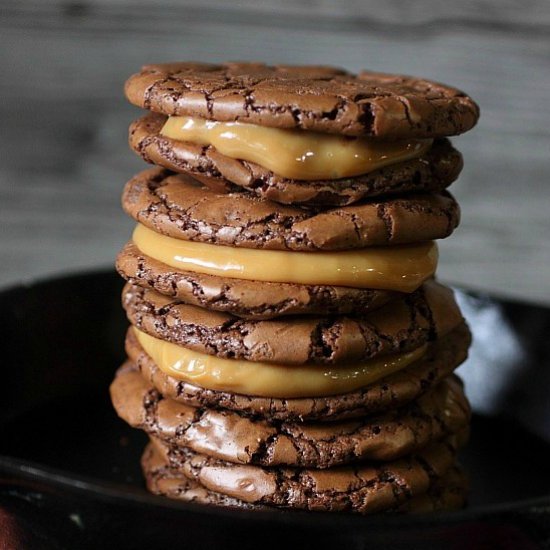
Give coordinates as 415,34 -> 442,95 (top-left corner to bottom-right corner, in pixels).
117,242 -> 397,319
111,367 -> 470,468
130,115 -> 464,207
141,440 -> 468,514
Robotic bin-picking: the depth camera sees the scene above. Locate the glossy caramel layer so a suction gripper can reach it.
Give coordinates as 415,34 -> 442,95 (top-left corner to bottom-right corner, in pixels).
134,328 -> 428,398
161,116 -> 432,180
132,224 -> 438,292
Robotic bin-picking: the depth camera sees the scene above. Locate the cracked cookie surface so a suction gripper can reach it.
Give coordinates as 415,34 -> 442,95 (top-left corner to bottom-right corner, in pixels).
144,433 -> 463,513
142,445 -> 468,513
116,242 -> 397,319
122,167 -> 460,249
130,116 -> 464,206
125,62 -> 479,139
111,368 -> 470,468
121,280 -> 463,365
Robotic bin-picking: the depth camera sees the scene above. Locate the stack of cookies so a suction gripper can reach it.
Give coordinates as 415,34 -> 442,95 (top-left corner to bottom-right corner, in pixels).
111,63 -> 479,514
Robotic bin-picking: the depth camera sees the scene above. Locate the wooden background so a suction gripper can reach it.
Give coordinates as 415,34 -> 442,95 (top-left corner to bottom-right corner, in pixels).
2,0 -> 550,304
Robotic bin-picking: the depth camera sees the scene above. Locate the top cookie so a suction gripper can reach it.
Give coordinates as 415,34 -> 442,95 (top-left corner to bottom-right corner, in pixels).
125,62 -> 479,139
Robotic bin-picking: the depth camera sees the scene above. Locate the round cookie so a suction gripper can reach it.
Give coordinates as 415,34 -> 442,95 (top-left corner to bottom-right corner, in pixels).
116,242 -> 397,319
111,367 -> 470,468
126,322 -> 471,422
122,167 -> 460,249
130,115 -> 463,207
142,445 -> 468,513
124,62 -> 479,139
145,434 -> 462,514
122,279 -> 464,365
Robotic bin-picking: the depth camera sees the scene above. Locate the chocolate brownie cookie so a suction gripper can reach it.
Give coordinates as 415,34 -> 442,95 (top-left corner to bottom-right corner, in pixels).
126,322 -> 471,422
122,168 -> 460,249
129,116 -> 463,206
116,242 -> 397,319
111,367 -> 470,467
142,445 -> 467,512
121,280 -> 463,365
145,433 -> 463,513
124,63 -> 479,138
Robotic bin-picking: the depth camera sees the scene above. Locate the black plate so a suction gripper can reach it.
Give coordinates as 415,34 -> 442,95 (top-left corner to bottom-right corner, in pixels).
0,270 -> 549,550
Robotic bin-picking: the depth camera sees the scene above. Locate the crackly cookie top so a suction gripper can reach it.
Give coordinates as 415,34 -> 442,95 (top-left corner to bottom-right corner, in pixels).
125,62 -> 479,139
121,279 -> 463,365
142,443 -> 468,512
147,433 -> 461,512
122,168 -> 460,251
111,366 -> 469,468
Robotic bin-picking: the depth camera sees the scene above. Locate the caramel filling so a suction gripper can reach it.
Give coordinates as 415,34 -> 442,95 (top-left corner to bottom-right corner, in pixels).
160,116 -> 432,180
134,328 -> 428,398
132,224 -> 438,292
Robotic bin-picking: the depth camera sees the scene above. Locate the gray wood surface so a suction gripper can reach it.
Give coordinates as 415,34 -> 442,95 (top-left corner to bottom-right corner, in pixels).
2,1 -> 550,305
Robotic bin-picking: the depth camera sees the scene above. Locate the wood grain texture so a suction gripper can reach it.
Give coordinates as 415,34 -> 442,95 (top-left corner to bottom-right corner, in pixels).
5,1 -> 550,27
1,1 -> 549,304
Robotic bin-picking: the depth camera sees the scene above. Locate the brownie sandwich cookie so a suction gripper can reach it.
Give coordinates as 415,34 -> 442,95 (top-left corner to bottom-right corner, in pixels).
141,446 -> 469,513
112,61 -> 479,515
125,63 -> 477,206
142,430 -> 467,514
117,168 -> 459,319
